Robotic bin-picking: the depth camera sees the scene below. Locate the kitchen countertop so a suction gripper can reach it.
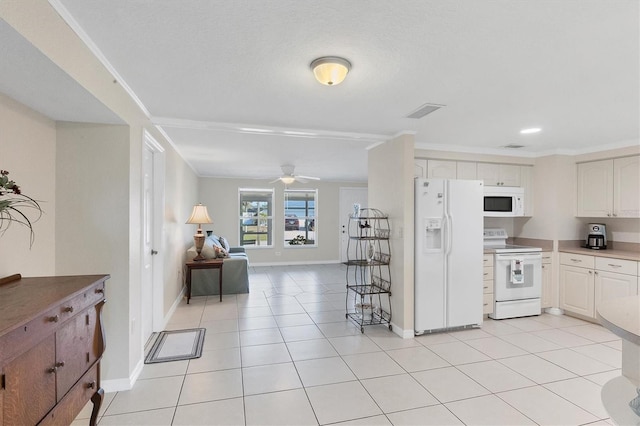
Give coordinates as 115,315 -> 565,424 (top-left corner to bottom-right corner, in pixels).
559,246 -> 640,262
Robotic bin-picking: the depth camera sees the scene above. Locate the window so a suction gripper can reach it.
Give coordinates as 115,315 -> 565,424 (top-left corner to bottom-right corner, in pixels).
284,189 -> 317,246
239,189 -> 273,247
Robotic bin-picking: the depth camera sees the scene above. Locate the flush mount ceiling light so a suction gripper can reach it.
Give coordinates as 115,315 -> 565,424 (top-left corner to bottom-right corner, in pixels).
310,56 -> 351,86
520,127 -> 542,134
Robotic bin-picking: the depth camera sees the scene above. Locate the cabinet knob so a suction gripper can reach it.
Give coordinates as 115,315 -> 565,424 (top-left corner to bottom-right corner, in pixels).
55,361 -> 65,368
588,270 -> 593,274
87,381 -> 97,389
48,366 -> 57,374
48,315 -> 59,323
95,288 -> 104,294
63,306 -> 74,313
594,271 -> 598,275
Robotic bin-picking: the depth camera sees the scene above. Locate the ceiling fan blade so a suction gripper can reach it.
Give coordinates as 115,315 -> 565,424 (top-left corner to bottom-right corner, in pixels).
296,177 -> 309,183
296,175 -> 320,181
269,178 -> 280,183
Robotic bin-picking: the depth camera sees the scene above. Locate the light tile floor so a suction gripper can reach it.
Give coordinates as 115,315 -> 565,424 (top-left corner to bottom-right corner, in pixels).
74,264 -> 621,425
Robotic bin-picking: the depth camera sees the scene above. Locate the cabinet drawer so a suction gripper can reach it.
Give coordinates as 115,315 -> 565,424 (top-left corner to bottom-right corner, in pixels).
595,257 -> 637,276
39,363 -> 100,426
560,252 -> 595,268
483,293 -> 494,314
483,266 -> 494,281
542,252 -> 552,264
483,254 -> 493,265
483,280 -> 493,294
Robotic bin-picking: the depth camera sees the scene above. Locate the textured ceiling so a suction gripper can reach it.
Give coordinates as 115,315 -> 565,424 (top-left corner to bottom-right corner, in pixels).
6,1 -> 640,182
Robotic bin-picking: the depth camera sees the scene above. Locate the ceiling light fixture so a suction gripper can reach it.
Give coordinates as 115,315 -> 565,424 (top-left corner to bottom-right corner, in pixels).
520,127 -> 542,134
310,56 -> 351,86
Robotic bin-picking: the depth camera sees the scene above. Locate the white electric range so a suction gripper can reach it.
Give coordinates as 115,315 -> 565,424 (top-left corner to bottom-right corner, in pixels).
484,229 -> 542,319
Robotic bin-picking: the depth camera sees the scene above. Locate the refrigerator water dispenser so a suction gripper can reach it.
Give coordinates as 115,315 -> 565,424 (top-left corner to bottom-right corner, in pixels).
423,217 -> 443,250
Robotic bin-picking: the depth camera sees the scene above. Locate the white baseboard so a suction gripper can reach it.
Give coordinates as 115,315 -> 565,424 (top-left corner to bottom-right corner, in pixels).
390,321 -> 414,339
102,358 -> 144,392
250,260 -> 342,267
160,286 -> 186,330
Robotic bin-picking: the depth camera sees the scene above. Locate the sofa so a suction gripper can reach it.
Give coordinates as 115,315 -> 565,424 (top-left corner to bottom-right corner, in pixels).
186,234 -> 250,296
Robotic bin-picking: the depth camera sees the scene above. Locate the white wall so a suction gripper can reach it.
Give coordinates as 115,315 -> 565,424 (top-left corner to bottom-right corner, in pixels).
55,122 -> 132,383
0,93 -> 56,276
369,134 -> 415,337
197,177 -> 366,265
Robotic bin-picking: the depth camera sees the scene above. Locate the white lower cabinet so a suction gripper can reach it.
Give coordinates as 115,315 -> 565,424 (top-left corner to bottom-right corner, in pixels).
483,254 -> 494,314
560,264 -> 595,318
559,252 -> 639,320
541,252 -> 552,308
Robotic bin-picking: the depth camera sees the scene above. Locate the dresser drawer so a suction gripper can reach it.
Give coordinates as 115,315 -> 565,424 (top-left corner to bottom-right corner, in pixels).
595,257 -> 638,276
483,254 -> 493,266
483,281 -> 493,294
542,252 -> 552,264
560,252 -> 595,268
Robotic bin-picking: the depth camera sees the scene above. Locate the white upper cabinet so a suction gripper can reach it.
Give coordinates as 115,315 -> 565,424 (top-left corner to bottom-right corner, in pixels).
477,163 -> 521,186
427,160 -> 457,179
457,162 -> 477,180
613,156 -> 640,217
577,156 -> 639,218
414,159 -> 427,178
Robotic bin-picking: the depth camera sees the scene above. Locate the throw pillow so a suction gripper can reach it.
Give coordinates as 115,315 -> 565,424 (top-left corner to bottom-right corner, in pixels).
218,236 -> 230,252
214,245 -> 229,258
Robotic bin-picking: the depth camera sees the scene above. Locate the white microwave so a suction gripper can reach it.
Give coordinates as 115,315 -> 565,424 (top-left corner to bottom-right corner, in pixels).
484,187 -> 525,217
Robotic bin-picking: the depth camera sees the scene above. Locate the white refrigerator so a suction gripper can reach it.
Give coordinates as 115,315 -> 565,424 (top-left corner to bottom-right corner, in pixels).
414,178 -> 484,334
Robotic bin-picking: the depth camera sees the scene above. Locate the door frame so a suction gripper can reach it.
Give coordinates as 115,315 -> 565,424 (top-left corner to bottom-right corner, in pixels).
143,130 -> 166,333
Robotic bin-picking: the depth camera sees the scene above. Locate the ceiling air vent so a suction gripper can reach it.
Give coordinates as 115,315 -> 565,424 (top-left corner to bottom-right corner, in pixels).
406,103 -> 445,119
502,144 -> 526,149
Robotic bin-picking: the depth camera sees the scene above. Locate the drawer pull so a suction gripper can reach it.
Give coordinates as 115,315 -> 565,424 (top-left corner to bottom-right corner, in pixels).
95,288 -> 104,294
483,273 -> 488,276
607,264 -> 622,268
570,259 -> 582,263
63,306 -> 74,313
48,366 -> 57,374
87,381 -> 96,389
588,270 -> 592,274
48,315 -> 59,323
483,303 -> 488,306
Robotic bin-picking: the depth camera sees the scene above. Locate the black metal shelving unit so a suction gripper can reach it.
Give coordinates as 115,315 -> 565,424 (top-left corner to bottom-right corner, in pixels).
345,208 -> 392,333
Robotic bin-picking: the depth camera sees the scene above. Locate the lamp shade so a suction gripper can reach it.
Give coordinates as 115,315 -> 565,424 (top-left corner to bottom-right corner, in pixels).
186,203 -> 213,225
311,56 -> 351,86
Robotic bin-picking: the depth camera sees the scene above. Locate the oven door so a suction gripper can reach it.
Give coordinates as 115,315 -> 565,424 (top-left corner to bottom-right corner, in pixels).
494,253 -> 542,301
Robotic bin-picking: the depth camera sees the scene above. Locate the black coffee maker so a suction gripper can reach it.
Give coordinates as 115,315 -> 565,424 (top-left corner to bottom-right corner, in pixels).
585,223 -> 607,249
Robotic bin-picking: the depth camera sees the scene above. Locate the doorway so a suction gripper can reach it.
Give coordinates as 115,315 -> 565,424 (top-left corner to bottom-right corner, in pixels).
142,131 -> 165,343
339,187 -> 368,263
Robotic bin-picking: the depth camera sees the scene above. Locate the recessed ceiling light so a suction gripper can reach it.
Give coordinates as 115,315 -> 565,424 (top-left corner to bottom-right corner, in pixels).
520,127 -> 542,134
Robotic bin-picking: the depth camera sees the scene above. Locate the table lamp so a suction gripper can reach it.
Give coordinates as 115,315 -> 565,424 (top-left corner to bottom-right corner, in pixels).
186,203 -> 213,261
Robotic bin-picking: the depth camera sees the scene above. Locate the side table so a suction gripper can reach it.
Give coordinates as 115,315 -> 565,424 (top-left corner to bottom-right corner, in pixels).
185,258 -> 224,303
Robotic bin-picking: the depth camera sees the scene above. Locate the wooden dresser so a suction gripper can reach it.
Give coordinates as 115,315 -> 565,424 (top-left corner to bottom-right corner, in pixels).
0,274 -> 109,426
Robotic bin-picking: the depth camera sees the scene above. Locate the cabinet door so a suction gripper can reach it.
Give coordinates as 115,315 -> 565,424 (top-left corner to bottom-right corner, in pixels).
560,265 -> 595,318
477,163 -> 500,186
476,163 -> 521,186
594,271 -> 638,309
56,309 -> 95,399
577,160 -> 613,217
414,159 -> 427,179
427,160 -> 457,179
613,156 -> 640,218
499,165 -> 521,187
3,335 -> 56,425
457,162 -> 477,180
541,263 -> 552,308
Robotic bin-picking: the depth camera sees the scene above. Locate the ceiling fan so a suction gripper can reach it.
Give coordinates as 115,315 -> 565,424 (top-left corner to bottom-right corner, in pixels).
270,165 -> 320,184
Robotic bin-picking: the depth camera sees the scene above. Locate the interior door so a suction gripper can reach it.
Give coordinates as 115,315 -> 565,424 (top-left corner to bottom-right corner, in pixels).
142,145 -> 155,343
339,187 -> 368,262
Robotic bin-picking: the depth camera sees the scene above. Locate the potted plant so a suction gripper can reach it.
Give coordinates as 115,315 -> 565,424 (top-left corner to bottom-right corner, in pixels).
0,170 -> 43,246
